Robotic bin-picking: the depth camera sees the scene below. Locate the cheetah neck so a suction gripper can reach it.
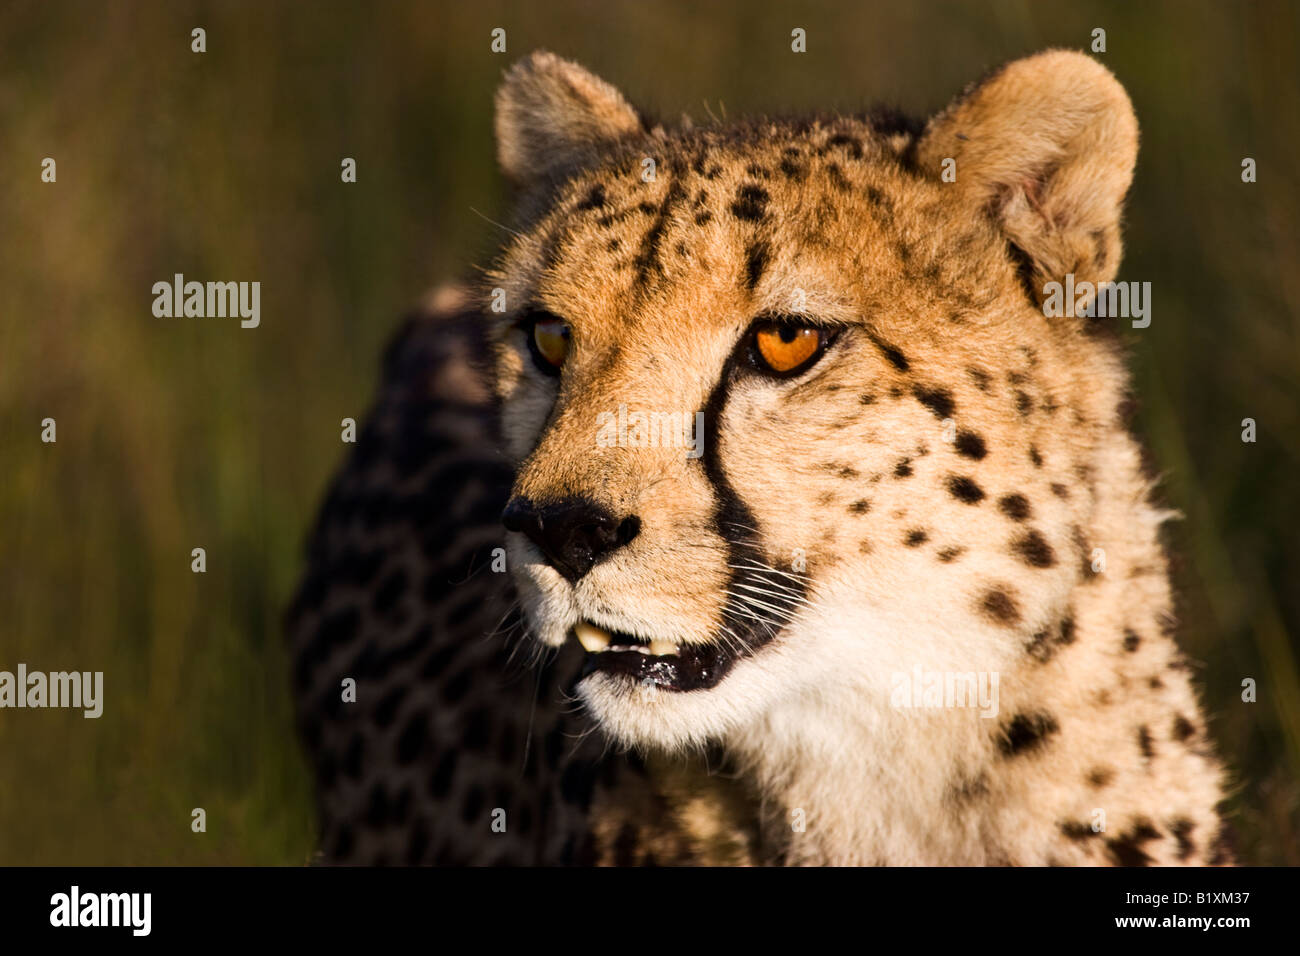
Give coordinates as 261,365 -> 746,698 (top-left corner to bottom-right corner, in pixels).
717,428 -> 1213,866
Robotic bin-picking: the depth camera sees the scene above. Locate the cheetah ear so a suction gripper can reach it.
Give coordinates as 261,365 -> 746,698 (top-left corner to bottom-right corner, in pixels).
494,51 -> 645,193
916,50 -> 1139,299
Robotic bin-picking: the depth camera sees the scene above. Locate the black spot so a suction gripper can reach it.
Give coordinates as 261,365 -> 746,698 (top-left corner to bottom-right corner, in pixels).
937,546 -> 964,563
947,475 -> 985,504
1106,820 -> 1161,866
395,711 -> 428,765
366,784 -> 391,828
859,393 -> 876,405
1209,821 -> 1235,865
779,157 -> 805,180
913,385 -> 954,419
1137,725 -> 1155,760
1168,819 -> 1195,861
867,333 -> 910,371
865,184 -> 892,210
560,761 -> 596,810
1029,445 -> 1043,468
637,201 -> 657,215
1088,766 -> 1114,788
826,162 -> 851,191
825,133 -> 863,158
955,430 -> 987,459
893,458 -> 913,478
317,606 -> 360,651
1015,390 -> 1033,417
981,587 -> 1021,625
464,707 -> 491,752
694,210 -> 713,226
948,772 -> 989,803
1059,615 -> 1076,644
441,667 -> 473,705
1005,240 -> 1039,302
461,785 -> 485,825
998,711 -> 1059,756
849,499 -> 871,515
998,494 -> 1031,521
332,824 -> 355,859
967,367 -> 992,391
744,242 -> 769,291
730,184 -> 769,221
745,163 -> 771,179
1013,529 -> 1056,568
1123,629 -> 1140,652
1172,714 -> 1196,742
1050,482 -> 1070,499
576,184 -> 606,211
1060,821 -> 1099,841
905,529 -> 928,547
373,686 -> 406,729
372,569 -> 408,617
429,750 -> 458,800
339,731 -> 365,781
606,238 -> 621,252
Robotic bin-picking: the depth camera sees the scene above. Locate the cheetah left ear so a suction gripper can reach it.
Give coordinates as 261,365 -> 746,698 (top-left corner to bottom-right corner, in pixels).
495,51 -> 646,196
916,50 -> 1139,300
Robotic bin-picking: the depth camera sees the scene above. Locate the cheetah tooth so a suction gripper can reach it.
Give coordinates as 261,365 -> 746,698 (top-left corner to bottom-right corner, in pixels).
649,638 -> 679,657
575,621 -> 612,653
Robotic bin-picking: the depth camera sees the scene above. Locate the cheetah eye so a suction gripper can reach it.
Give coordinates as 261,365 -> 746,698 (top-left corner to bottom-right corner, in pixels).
750,320 -> 829,376
524,312 -> 570,375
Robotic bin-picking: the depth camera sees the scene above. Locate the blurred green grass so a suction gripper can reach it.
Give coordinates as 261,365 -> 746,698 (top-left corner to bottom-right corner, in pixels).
0,0 -> 1296,864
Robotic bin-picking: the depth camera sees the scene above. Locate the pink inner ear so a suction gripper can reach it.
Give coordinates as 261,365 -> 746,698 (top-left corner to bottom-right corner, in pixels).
1021,175 -> 1046,216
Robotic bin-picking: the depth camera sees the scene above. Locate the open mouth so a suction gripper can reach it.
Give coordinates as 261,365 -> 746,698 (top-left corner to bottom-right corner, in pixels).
573,621 -> 734,692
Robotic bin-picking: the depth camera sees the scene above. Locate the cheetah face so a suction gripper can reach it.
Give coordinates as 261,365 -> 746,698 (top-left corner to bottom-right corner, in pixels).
487,52 -> 1138,749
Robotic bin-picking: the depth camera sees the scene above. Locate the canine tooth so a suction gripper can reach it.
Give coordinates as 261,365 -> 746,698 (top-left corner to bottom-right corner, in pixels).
575,622 -> 612,653
649,639 -> 679,657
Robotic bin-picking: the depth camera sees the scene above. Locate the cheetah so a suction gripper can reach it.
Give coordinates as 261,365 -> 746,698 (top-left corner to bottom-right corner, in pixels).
287,49 -> 1231,866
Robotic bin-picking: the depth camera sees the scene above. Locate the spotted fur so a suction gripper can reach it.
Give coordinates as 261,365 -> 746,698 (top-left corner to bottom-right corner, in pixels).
288,50 -> 1230,866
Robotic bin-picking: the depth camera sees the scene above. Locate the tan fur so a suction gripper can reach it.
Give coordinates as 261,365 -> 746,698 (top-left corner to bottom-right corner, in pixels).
487,50 -> 1229,865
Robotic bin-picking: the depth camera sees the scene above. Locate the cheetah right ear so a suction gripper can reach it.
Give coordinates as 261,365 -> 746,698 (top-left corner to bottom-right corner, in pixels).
916,50 -> 1139,300
495,51 -> 646,195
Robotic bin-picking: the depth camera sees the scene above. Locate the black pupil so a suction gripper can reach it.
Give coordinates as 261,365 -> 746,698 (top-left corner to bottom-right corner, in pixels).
779,327 -> 798,343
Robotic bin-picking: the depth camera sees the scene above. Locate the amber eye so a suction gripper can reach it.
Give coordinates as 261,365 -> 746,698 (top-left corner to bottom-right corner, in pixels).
528,314 -> 570,373
752,322 -> 826,375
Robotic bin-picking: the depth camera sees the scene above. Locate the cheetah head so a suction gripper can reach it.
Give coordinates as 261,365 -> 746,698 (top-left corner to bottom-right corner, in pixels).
488,50 -> 1139,750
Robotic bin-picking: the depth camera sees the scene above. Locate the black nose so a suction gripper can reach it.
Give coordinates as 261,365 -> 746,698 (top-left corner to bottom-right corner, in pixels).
502,497 -> 641,583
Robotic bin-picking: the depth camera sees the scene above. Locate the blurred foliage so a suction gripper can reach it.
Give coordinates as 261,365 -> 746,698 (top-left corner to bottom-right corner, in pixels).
0,0 -> 1296,864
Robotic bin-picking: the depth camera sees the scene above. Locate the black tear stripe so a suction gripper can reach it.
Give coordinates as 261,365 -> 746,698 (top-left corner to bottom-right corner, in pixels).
693,355 -> 810,689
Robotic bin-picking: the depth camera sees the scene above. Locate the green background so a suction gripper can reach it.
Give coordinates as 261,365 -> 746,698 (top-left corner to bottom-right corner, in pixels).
1,0 -> 1296,864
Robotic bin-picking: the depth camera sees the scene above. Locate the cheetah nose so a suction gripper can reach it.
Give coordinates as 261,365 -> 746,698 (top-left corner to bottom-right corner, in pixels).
501,497 -> 641,583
